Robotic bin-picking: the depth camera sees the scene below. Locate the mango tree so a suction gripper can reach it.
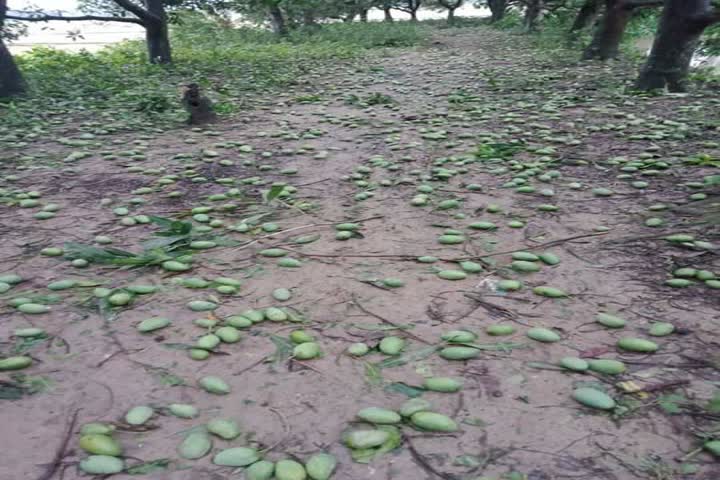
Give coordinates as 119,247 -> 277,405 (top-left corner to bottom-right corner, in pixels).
636,0 -> 720,91
581,0 -> 662,60
429,0 -> 465,24
0,0 -> 25,97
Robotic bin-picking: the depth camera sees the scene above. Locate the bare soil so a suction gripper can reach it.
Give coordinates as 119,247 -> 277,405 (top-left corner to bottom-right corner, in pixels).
1,27 -> 719,480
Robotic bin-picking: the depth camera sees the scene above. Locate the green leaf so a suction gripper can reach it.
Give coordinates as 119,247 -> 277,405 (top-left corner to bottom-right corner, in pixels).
706,391 -> 720,414
141,235 -> 188,250
455,342 -> 528,353
147,216 -> 175,229
350,425 -> 402,464
384,382 -> 424,398
126,459 -> 171,475
263,185 -> 285,203
453,454 -> 483,468
162,343 -> 192,351
12,335 -> 49,354
375,345 -> 440,369
270,335 -> 294,368
364,362 -> 383,386
0,383 -> 25,400
658,393 -> 686,414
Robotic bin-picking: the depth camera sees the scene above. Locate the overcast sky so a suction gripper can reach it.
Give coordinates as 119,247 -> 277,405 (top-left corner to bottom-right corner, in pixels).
10,1 -> 80,12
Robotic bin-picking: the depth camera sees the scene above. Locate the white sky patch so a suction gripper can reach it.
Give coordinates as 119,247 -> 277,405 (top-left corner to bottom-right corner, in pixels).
9,0 -> 80,12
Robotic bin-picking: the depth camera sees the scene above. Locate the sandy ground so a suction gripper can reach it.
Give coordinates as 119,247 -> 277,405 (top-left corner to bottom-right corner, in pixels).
1,27 -> 719,480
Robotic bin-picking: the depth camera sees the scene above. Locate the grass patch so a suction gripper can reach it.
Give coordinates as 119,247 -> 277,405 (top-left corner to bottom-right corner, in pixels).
1,15 -> 427,132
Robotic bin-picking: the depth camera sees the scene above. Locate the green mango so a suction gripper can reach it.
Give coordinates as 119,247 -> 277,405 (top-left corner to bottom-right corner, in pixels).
305,453 -> 337,480
357,407 -> 401,424
573,387 -> 616,410
410,412 -> 458,432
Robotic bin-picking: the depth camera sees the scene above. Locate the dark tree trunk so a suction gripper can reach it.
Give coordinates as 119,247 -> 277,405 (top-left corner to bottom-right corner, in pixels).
302,9 -> 316,27
268,4 -> 288,35
410,9 -> 418,21
582,0 -> 663,60
343,14 -> 356,22
144,0 -> 171,64
360,9 -> 369,22
447,8 -> 456,24
384,7 -> 394,22
636,0 -> 716,92
0,0 -> 26,97
488,0 -> 508,22
582,0 -> 632,59
523,0 -> 543,32
568,0 -> 601,36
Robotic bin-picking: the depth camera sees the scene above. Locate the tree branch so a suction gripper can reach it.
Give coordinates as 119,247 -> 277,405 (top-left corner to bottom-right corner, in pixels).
111,0 -> 159,23
6,12 -> 144,24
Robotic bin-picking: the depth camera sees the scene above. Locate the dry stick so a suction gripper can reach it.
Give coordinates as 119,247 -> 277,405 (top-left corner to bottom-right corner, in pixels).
294,178 -> 332,187
352,296 -> 431,345
37,408 -> 80,480
289,232 -> 609,262
233,355 -> 269,376
455,231 -> 610,260
404,435 -> 456,480
263,407 -> 291,453
641,379 -> 691,393
235,215 -> 385,251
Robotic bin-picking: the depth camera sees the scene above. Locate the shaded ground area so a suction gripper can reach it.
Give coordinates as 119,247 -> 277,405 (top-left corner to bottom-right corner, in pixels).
1,26 -> 719,480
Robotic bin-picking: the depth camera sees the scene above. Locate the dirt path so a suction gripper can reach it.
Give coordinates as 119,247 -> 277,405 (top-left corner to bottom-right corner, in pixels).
1,27 -> 719,480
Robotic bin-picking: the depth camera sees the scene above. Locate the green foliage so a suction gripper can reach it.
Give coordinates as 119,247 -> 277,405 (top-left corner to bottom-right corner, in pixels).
3,13 -> 425,131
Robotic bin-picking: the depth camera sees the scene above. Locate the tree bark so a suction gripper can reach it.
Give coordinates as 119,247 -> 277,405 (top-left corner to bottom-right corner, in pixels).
488,0 -> 508,22
447,7 -> 456,24
582,0 -> 663,60
302,9 -> 316,27
0,0 -> 26,97
523,0 -> 543,32
268,3 -> 288,35
582,0 -> 633,60
360,9 -> 369,22
636,0 -> 717,91
410,10 -> 418,21
143,0 -> 171,64
568,0 -> 601,36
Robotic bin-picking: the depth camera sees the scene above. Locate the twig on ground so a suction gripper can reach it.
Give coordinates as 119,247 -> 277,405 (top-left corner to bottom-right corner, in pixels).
264,408 -> 291,453
352,295 -> 431,345
404,435 -> 457,480
233,356 -> 269,376
36,408 -> 80,480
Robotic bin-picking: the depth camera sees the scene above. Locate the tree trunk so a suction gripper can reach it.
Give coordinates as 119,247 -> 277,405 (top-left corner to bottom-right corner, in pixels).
0,39 -> 25,98
636,0 -> 714,92
488,0 -> 507,22
582,0 -> 663,60
568,0 -> 601,36
0,0 -> 26,96
523,0 -> 543,32
360,9 -> 369,22
447,8 -> 456,24
582,0 -> 632,59
410,9 -> 418,21
144,0 -> 171,64
302,9 -> 316,27
384,7 -> 394,22
268,4 -> 288,35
